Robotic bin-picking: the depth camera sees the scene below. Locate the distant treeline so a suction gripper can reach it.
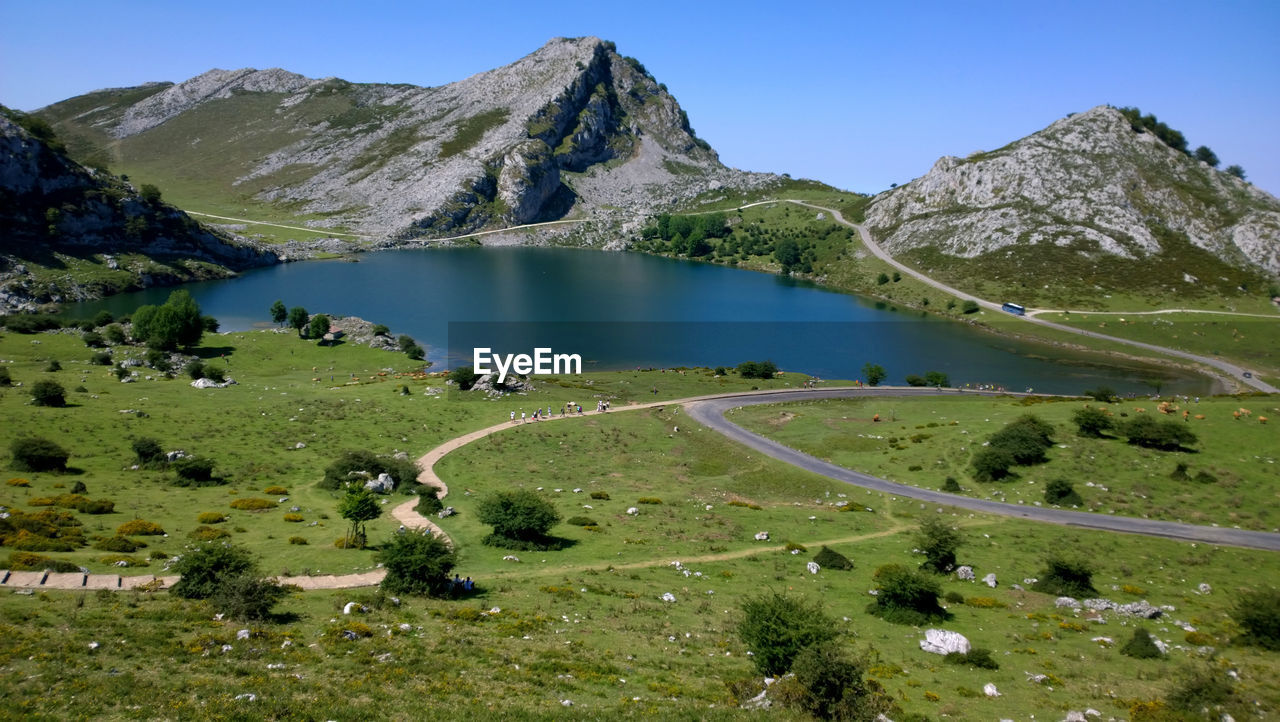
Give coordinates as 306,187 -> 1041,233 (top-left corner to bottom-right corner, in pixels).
1116,106 -> 1245,180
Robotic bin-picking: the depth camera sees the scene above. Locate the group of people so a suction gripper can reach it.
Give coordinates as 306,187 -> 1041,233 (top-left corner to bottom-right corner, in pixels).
451,574 -> 475,592
510,403 -> 586,423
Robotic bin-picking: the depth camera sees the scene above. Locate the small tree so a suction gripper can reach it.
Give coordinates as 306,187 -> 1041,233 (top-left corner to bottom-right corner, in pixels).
775,238 -> 801,273
132,437 -> 164,467
139,183 -> 163,204
988,415 -> 1055,464
93,310 -> 115,328
11,437 -> 70,472
1031,554 -> 1097,597
173,457 -> 216,484
1225,164 -> 1246,180
1044,478 -> 1083,507
476,489 -> 561,548
924,370 -> 949,387
861,363 -> 886,386
867,563 -> 949,625
1072,406 -> 1114,437
1193,145 -> 1219,167
30,380 -> 66,407
211,573 -> 286,621
971,446 -> 1015,481
1231,588 -> 1280,650
904,374 -> 926,386
789,641 -> 891,721
448,366 -> 479,390
378,529 -> 457,596
287,307 -> 309,337
1120,627 -> 1164,659
916,516 -> 963,574
1083,386 -> 1116,402
737,592 -> 837,676
338,485 -> 382,549
0,367 -> 11,386
309,314 -> 330,343
269,299 -> 288,326
876,272 -> 890,285
961,300 -> 980,313
1121,415 -> 1197,451
169,542 -> 256,599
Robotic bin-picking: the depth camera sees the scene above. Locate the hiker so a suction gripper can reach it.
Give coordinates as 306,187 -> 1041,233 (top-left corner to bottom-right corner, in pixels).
510,411 -> 515,423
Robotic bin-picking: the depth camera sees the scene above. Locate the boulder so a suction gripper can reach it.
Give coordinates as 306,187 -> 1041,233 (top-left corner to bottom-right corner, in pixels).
1116,600 -> 1162,619
754,531 -> 770,541
806,562 -> 820,574
919,629 -> 970,655
364,472 -> 395,493
983,683 -> 1000,697
956,565 -> 975,581
1055,597 -> 1081,609
1197,582 -> 1212,595
982,573 -> 997,588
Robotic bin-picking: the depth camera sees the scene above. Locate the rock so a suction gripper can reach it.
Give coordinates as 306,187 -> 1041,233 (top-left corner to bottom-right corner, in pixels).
754,531 -> 769,541
236,629 -> 250,640
806,562 -> 820,574
295,442 -> 306,449
1085,710 -> 1101,718
233,694 -> 257,702
1083,598 -> 1116,611
955,565 -> 975,581
166,450 -> 187,462
1055,597 -> 1081,609
191,377 -> 234,389
502,555 -> 520,562
437,506 -> 455,518
982,573 -> 997,588
1063,712 -> 1087,722
560,700 -> 573,707
342,602 -> 364,615
660,592 -> 676,603
1116,600 -> 1162,619
364,472 -> 395,493
342,630 -> 359,641
88,641 -> 99,650
983,683 -> 1000,697
1198,582 -> 1212,594
626,507 -> 639,515
919,629 -> 970,655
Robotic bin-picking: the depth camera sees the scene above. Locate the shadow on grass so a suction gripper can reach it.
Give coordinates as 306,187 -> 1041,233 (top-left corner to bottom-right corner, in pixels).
192,346 -> 237,360
481,533 -> 578,552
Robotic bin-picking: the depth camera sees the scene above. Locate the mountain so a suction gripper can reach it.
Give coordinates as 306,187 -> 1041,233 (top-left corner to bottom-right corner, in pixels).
863,105 -> 1280,306
0,109 -> 276,314
37,37 -> 768,242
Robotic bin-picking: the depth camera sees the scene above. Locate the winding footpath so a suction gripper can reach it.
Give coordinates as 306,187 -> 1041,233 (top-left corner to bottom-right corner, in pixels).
4,386 -> 1276,592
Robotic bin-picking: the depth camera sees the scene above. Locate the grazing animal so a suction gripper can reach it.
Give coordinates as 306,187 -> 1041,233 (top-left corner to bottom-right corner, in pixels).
1259,416 -> 1269,424
1194,414 -> 1206,420
1238,408 -> 1252,417
1233,411 -> 1241,420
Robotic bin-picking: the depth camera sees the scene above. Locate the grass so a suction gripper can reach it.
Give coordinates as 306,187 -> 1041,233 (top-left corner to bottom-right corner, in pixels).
732,394 -> 1280,530
1,364 -> 1278,718
438,108 -> 510,160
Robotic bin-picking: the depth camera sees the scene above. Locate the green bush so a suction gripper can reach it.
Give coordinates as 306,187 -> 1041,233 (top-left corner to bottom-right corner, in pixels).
90,351 -> 112,365
867,564 -> 949,625
44,360 -> 61,373
1164,664 -> 1233,713
169,542 -> 256,599
0,367 -> 11,386
1031,554 -> 1097,597
944,648 -> 1000,670
813,545 -> 853,571
93,536 -> 144,553
320,450 -> 419,491
566,516 -> 598,527
1072,406 -> 1114,437
589,491 -> 610,500
117,519 -> 165,536
1231,588 -> 1280,650
944,591 -> 964,604
915,516 -> 962,574
75,499 -> 115,514
1120,627 -> 1164,659
210,573 -> 286,621
2,314 -> 62,333
289,536 -> 308,545
736,360 -> 779,379
378,529 -> 457,596
637,497 -> 663,505
82,331 -> 105,348
30,380 -> 66,407
941,476 -> 962,493
196,512 -> 226,524
263,485 -> 289,495
738,592 -> 838,675
173,457 -> 217,485
185,360 -> 206,380
10,437 -> 70,472
789,641 -> 891,720
970,447 -> 1015,481
283,513 -> 304,522
6,551 -> 80,572
190,525 -> 232,541
1044,478 -> 1083,507
477,489 -> 561,548
103,324 -> 126,344
230,498 -> 276,511
415,490 -> 443,516
447,365 -> 478,390
1120,415 -> 1197,451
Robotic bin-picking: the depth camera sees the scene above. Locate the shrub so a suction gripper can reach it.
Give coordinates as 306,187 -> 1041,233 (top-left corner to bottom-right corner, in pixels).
320,450 -> 419,491
987,415 -> 1054,465
117,519 -> 165,536
915,516 -> 963,573
169,542 -> 256,599
263,485 -> 288,495
944,648 -> 1000,669
283,513 -> 304,522
1165,665 -> 1233,713
211,573 -> 286,621
6,551 -> 80,572
736,360 -> 779,379
1121,415 -> 1197,451
202,365 -> 225,383
1044,478 -> 1083,507
10,437 -> 70,473
0,367 -> 10,386
185,360 -> 206,380
964,596 -> 1007,609
149,549 -> 171,561
637,497 -> 663,505
961,300 -> 980,314
1072,406 -> 1114,437
971,447 -> 1015,481
789,641 -> 891,720
738,592 -> 838,675
9,530 -> 79,552
93,536 -> 143,553
289,536 -> 308,545
196,512 -> 226,524
371,324 -> 390,336
867,564 -> 949,625
784,541 -> 808,553
589,491 -> 610,500
103,324 -> 126,344
30,380 -> 66,407
44,360 -> 61,372
415,490 -> 443,515
813,545 -> 853,571
447,365 -> 479,390
76,499 -> 115,514
173,457 -> 218,485
230,498 -> 277,511
82,331 -> 105,348
90,351 -> 112,365
1193,470 -> 1217,484
132,437 -> 164,467
1120,627 -> 1164,659
98,554 -> 147,567
378,529 -> 457,596
941,476 -> 962,493
477,489 -> 561,548
190,525 -> 231,541
6,477 -> 29,487
944,591 -> 964,604
1231,588 -> 1280,650
566,516 -> 598,527
1031,554 -> 1097,597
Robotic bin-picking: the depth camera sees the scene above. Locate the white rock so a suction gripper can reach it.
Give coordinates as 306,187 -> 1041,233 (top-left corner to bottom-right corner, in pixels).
983,682 -> 1000,697
88,641 -> 100,650
754,531 -> 769,541
1055,597 -> 1081,609
236,629 -> 250,640
982,572 -> 997,588
626,507 -> 639,515
919,629 -> 970,655
234,693 -> 257,702
660,592 -> 676,603
806,561 -> 820,574
956,565 -> 975,580
1063,712 -> 1087,722
343,602 -> 363,615
1197,582 -> 1212,594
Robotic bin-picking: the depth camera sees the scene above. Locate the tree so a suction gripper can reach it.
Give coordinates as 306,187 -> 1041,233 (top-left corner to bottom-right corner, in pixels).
337,486 -> 382,549
476,489 -> 561,546
30,380 -> 66,407
876,272 -> 890,285
210,572 -> 286,621
308,314 -> 330,343
10,437 -> 70,472
971,446 -> 1015,481
287,307 -> 309,337
961,300 -> 980,314
378,529 -> 457,596
269,300 -> 287,326
916,516 -> 963,574
132,437 -> 164,467
131,290 -> 205,350
169,542 -> 256,599
775,238 -> 801,273
92,310 -> 115,327
173,457 -> 216,484
1072,406 -> 1114,437
904,374 -> 926,387
1225,164 -> 1246,180
1231,588 -> 1280,650
1193,145 -> 1220,167
867,563 -> 949,625
1044,478 -> 1084,507
1031,554 -> 1097,597
1120,627 -> 1163,659
789,641 -> 891,721
1083,386 -> 1116,402
924,370 -> 949,388
988,419 -> 1053,465
737,592 -> 837,676
1120,415 -> 1197,451
736,360 -> 778,379
861,363 -> 886,386
448,366 -> 479,390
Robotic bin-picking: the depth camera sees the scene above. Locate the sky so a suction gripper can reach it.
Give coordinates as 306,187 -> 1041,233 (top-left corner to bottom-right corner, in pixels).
2,0 -> 1278,195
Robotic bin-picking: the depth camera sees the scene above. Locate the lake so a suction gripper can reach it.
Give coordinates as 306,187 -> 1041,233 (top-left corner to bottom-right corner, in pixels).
65,247 -> 1209,395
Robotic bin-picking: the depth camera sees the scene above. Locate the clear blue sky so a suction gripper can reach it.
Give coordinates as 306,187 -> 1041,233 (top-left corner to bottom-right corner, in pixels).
2,0 -> 1278,195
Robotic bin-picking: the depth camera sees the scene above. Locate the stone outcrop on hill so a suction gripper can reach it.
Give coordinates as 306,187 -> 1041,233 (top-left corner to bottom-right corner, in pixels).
0,111 -> 276,313
38,37 -> 770,240
865,106 -> 1280,281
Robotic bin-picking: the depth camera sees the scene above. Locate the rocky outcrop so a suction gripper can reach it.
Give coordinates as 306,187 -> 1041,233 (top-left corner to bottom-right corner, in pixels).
39,37 -> 771,242
865,105 -> 1280,288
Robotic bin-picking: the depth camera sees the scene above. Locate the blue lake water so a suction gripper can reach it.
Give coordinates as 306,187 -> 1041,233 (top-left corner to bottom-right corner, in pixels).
65,247 -> 1208,395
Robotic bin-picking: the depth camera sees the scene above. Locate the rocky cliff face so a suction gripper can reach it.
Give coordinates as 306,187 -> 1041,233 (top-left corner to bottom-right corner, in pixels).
0,111 -> 276,313
39,37 -> 768,240
865,106 -> 1280,283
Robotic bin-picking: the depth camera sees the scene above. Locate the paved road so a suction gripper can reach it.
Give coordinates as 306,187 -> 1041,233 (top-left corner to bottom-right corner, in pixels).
684,388 -> 1280,552
773,200 -> 1278,393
